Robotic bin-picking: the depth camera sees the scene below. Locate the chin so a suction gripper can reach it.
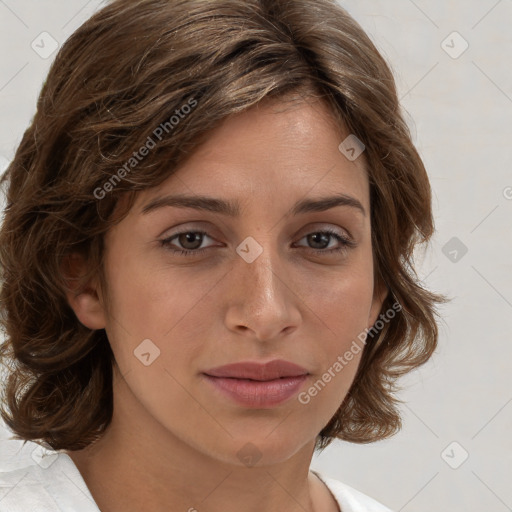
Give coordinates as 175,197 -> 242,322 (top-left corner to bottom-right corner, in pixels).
205,430 -> 314,468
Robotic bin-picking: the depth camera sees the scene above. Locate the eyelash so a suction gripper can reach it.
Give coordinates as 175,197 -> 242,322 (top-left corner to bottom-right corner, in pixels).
159,228 -> 356,257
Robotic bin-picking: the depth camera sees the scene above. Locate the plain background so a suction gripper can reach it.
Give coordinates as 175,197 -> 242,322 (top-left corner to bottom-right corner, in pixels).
0,1 -> 511,511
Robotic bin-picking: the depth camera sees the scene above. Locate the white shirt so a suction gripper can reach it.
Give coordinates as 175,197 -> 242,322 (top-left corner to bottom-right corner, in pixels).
0,442 -> 394,511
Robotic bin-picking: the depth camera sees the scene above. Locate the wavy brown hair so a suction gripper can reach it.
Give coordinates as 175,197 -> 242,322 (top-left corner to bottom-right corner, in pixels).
0,0 -> 447,452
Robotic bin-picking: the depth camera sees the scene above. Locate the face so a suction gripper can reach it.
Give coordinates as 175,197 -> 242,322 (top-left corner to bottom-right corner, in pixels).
74,97 -> 386,467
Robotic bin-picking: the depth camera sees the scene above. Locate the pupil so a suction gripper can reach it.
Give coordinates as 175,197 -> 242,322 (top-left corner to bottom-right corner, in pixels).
180,232 -> 202,250
309,233 -> 329,249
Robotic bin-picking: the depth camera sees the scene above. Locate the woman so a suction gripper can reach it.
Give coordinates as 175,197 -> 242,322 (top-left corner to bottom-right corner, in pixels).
0,0 -> 446,510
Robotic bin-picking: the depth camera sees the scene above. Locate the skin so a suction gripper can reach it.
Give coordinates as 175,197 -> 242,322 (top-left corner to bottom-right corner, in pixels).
65,96 -> 387,512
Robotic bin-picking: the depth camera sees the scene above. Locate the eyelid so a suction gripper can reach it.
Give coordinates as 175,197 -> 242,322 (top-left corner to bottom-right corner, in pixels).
159,221 -> 353,241
298,223 -> 353,240
159,223 -> 357,256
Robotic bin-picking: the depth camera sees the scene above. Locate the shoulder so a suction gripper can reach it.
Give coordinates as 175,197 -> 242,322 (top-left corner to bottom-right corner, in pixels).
0,439 -> 99,512
312,470 -> 395,512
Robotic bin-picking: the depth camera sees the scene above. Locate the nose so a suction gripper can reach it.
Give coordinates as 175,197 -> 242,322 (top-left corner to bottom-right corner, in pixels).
224,240 -> 301,342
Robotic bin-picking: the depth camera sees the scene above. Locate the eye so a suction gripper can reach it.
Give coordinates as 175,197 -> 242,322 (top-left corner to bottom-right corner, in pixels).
294,228 -> 356,255
159,227 -> 356,257
160,230 -> 214,256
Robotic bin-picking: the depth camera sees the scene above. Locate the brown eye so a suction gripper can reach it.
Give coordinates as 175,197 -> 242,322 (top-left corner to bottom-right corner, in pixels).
160,230 -> 213,256
295,229 -> 356,255
176,232 -> 204,250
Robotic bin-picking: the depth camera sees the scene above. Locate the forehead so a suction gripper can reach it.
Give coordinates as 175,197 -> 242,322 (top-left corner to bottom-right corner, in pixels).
134,97 -> 370,216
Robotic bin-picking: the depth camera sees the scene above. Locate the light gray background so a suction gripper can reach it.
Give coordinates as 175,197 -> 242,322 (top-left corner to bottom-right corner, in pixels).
0,1 -> 511,511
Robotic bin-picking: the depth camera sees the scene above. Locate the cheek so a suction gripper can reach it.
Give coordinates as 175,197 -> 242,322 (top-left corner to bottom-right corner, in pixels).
102,249 -> 215,371
103,247 -> 181,332
296,262 -> 374,398
293,278 -> 371,428
300,258 -> 376,336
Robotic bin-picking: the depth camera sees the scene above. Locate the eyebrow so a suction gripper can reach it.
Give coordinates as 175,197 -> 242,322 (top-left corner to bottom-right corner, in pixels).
141,192 -> 366,217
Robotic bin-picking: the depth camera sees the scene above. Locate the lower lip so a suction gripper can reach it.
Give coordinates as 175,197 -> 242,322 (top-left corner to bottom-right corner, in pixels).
202,374 -> 308,408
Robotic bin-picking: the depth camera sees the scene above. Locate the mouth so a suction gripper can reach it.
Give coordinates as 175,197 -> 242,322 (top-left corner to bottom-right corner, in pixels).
202,374 -> 309,408
202,359 -> 310,408
203,359 -> 309,380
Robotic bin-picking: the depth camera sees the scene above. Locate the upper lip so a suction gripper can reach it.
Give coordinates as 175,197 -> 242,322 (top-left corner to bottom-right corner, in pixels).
203,359 -> 309,381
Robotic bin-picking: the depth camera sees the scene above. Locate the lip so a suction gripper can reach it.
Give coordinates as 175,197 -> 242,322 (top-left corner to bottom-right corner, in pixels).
204,359 -> 309,380
202,359 -> 310,408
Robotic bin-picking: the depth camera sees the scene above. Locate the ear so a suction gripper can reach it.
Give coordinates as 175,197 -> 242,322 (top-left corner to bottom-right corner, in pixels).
61,253 -> 106,330
367,278 -> 389,329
